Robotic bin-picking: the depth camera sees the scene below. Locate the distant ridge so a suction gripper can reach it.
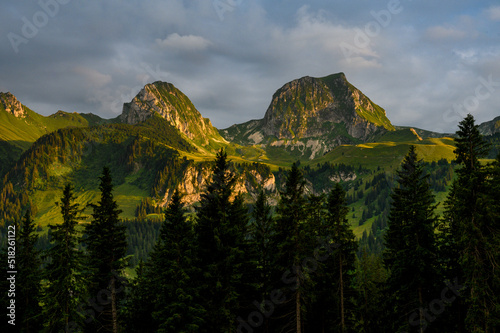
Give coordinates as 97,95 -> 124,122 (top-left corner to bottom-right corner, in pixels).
478,116 -> 500,136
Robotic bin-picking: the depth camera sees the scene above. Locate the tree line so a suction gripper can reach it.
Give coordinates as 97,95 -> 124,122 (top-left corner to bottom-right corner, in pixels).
1,114 -> 499,332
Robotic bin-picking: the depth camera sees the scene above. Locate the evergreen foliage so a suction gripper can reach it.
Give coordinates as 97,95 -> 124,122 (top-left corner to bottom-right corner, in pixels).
383,145 -> 440,332
0,113 -> 498,332
195,148 -> 250,331
122,259 -> 156,333
83,167 -> 128,333
16,209 -> 43,332
352,249 -> 388,333
248,190 -> 275,332
441,114 -> 499,332
327,183 -> 358,332
146,190 -> 205,332
41,183 -> 86,332
271,162 -> 310,332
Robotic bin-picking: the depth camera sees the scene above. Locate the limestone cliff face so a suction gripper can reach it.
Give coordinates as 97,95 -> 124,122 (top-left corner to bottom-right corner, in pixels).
119,81 -> 226,147
0,92 -> 25,118
159,164 -> 276,206
261,73 -> 394,139
221,73 -> 395,159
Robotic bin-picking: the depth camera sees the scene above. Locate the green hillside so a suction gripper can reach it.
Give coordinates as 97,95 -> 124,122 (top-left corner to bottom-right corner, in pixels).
0,101 -> 110,177
0,83 -> 462,230
0,79 -> 495,261
0,106 -> 107,149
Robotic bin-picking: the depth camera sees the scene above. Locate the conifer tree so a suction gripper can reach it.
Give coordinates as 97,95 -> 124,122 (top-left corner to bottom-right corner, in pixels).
195,148 -> 249,331
17,208 -> 43,332
272,162 -> 309,333
484,153 -> 500,330
326,183 -> 357,332
442,114 -> 498,332
42,183 -> 86,332
304,193 -> 329,333
352,249 -> 388,333
383,145 -> 439,332
84,166 -> 128,333
248,190 -> 275,332
122,259 -> 156,333
250,190 -> 274,294
147,189 -> 205,332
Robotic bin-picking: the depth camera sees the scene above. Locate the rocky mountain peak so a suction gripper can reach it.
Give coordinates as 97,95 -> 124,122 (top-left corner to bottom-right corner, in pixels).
0,92 -> 25,118
221,73 -> 395,159
119,81 -> 225,147
260,73 -> 394,140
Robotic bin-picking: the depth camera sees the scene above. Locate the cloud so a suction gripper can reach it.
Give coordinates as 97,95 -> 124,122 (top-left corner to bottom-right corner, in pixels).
486,6 -> 500,21
1,1 -> 499,132
425,26 -> 467,41
73,66 -> 112,88
156,33 -> 212,51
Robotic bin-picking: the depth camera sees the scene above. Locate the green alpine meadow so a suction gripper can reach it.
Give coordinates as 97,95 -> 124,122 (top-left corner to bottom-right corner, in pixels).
1,73 -> 499,332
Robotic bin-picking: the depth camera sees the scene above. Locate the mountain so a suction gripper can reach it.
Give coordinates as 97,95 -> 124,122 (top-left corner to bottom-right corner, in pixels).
0,86 -> 270,226
479,116 -> 500,136
221,73 -> 395,159
2,74 -> 493,239
0,92 -> 108,148
119,81 -> 227,151
0,92 -> 110,176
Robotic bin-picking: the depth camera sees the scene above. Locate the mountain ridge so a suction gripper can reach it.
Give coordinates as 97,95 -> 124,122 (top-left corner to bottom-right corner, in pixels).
478,115 -> 500,136
0,74 -> 497,236
221,73 -> 395,159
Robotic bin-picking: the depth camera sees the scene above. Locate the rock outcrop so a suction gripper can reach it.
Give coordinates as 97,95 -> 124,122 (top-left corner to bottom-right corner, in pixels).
221,73 -> 395,159
119,81 -> 226,147
0,92 -> 25,118
478,116 -> 500,136
159,164 -> 277,206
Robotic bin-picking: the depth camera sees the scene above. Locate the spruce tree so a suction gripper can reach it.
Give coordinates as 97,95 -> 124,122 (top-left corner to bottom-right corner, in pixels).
122,260 -> 156,333
383,145 -> 439,332
442,114 -> 498,332
195,148 -> 249,331
272,162 -> 309,333
42,183 -> 86,332
483,153 -> 500,330
84,166 -> 128,333
146,189 -> 205,332
17,208 -> 43,332
248,190 -> 275,333
250,190 -> 274,294
304,193 -> 329,333
308,184 -> 357,333
352,249 -> 388,333
326,183 -> 357,332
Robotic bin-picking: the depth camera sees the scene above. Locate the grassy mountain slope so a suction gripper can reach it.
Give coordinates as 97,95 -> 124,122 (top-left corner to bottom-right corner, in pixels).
0,93 -> 110,176
0,100 -> 108,149
0,115 -> 196,225
2,77 -> 494,250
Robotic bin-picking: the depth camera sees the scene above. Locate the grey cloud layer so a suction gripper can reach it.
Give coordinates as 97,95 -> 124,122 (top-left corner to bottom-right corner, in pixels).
1,0 -> 499,131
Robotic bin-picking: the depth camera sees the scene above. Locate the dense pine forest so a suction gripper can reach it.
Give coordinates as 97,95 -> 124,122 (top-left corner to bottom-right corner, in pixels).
1,114 -> 499,332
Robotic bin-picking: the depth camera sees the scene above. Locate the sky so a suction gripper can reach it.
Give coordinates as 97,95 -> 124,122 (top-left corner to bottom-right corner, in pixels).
1,0 -> 500,133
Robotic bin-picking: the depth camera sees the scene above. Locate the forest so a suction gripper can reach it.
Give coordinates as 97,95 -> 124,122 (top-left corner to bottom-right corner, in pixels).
1,114 -> 499,333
